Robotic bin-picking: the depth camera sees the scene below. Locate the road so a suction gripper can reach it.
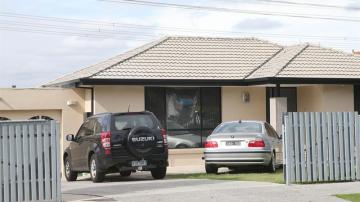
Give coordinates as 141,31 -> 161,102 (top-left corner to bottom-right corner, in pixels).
62,173 -> 360,202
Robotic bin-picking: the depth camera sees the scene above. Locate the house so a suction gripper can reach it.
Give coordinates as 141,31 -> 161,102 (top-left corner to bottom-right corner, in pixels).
1,36 -> 360,166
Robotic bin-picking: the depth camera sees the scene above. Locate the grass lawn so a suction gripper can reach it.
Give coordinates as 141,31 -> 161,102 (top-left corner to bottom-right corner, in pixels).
335,193 -> 360,202
167,168 -> 284,184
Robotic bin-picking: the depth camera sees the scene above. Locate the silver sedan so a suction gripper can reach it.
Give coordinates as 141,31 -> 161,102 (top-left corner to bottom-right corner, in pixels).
204,120 -> 282,174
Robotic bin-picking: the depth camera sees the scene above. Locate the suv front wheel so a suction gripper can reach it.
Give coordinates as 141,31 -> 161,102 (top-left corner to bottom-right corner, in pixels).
90,155 -> 105,183
64,156 -> 78,181
151,167 -> 167,179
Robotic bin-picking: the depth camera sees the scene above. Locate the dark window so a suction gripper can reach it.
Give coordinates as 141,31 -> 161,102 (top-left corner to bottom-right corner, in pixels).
145,87 -> 221,149
0,117 -> 10,121
354,85 -> 360,112
201,88 -> 221,130
145,87 -> 166,127
166,88 -> 200,130
29,115 -> 54,120
266,87 -> 297,122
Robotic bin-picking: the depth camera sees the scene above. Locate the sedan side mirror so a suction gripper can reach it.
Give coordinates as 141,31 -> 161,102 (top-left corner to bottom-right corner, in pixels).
66,134 -> 75,141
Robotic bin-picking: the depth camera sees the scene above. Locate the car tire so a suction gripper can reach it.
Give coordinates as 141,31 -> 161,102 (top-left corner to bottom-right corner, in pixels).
267,152 -> 276,173
176,144 -> 189,149
120,170 -> 132,177
151,167 -> 167,179
205,164 -> 218,174
64,156 -> 78,181
89,155 -> 105,183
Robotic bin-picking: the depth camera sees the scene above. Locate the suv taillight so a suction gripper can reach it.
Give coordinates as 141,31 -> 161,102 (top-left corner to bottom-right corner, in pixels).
161,128 -> 167,145
248,139 -> 265,147
204,141 -> 218,148
101,131 -> 111,155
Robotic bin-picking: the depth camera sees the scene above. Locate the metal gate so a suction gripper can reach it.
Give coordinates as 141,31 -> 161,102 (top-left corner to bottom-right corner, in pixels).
283,112 -> 360,184
0,120 -> 61,201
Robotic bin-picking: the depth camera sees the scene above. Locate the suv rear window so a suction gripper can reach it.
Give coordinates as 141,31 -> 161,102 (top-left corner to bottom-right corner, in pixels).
113,114 -> 158,130
212,122 -> 262,134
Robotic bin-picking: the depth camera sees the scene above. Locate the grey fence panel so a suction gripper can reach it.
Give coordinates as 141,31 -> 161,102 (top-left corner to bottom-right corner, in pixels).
338,112 -> 345,180
284,112 -> 360,184
310,113 -> 317,181
9,125 -> 16,202
2,125 -> 10,202
0,120 -> 61,202
29,124 -> 37,200
321,113 -> 329,181
22,124 -> 30,202
44,124 -> 51,200
16,125 -> 23,201
285,113 -> 296,183
293,113 -> 301,181
332,112 -> 340,181
357,115 -> 360,180
0,125 -> 2,202
299,113 -> 306,182
344,113 -> 351,181
315,112 -> 323,181
349,112 -> 356,180
304,112 -> 312,182
327,112 -> 334,181
56,123 -> 61,201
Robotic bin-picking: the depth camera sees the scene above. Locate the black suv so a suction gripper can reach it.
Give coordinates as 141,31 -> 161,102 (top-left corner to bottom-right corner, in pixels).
63,111 -> 168,182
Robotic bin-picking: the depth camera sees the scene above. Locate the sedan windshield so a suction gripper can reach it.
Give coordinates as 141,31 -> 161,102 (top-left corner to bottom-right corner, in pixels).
212,122 -> 262,134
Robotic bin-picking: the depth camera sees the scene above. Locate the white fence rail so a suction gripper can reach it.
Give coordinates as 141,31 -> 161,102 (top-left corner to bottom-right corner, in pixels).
0,120 -> 61,202
283,112 -> 360,184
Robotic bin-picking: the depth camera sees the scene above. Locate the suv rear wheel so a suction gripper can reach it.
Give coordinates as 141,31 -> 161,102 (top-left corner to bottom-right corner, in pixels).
64,156 -> 78,181
120,170 -> 132,177
90,155 -> 105,183
151,167 -> 167,179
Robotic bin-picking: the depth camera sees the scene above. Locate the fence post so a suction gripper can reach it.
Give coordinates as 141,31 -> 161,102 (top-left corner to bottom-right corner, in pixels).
327,112 -> 334,181
284,115 -> 290,185
305,112 -> 312,182
356,115 -> 360,180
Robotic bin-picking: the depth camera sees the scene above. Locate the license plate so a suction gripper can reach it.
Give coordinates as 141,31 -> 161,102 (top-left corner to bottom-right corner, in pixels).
131,160 -> 147,167
226,141 -> 241,146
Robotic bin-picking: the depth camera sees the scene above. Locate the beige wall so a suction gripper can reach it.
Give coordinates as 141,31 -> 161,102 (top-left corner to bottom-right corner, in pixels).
94,85 -> 145,113
0,88 -> 86,157
222,86 -> 266,121
298,85 -> 354,112
0,109 -> 62,121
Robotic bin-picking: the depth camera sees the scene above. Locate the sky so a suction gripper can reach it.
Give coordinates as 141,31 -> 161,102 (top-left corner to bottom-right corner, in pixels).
0,0 -> 359,87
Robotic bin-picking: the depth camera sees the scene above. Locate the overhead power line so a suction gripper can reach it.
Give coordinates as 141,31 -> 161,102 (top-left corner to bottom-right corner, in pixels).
1,12 -> 360,42
97,0 -> 360,22
218,0 -> 360,10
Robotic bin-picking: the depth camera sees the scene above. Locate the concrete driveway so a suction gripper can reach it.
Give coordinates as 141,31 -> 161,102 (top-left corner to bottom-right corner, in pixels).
62,172 -> 360,202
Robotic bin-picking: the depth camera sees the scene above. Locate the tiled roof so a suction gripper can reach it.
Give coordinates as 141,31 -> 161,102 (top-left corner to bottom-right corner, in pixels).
44,36 -> 360,86
91,37 -> 282,80
276,45 -> 360,78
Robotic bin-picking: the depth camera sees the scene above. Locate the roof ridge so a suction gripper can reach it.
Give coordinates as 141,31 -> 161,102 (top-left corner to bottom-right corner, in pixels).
244,47 -> 284,79
274,44 -> 309,77
90,36 -> 170,78
164,35 -> 283,47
